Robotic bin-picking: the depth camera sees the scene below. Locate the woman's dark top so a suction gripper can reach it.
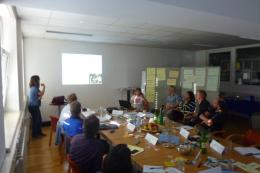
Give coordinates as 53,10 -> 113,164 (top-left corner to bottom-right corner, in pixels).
208,111 -> 224,132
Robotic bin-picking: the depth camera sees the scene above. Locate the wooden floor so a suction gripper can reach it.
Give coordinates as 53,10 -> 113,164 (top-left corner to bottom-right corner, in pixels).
27,127 -> 67,173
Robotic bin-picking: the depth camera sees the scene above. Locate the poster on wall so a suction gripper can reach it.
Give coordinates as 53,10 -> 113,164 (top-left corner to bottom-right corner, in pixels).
183,69 -> 194,89
146,68 -> 156,102
206,67 -> 220,91
156,68 -> 166,81
195,68 -> 206,87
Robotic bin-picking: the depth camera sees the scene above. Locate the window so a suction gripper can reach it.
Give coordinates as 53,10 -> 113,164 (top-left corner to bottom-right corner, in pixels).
209,52 -> 231,81
1,48 -> 8,105
62,53 -> 102,85
236,47 -> 260,85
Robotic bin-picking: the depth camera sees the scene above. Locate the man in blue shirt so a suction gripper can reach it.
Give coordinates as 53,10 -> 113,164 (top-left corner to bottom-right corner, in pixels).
63,101 -> 83,137
165,86 -> 182,111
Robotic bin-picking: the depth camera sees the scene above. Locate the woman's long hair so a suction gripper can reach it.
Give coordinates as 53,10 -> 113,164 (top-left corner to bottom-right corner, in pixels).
187,91 -> 195,102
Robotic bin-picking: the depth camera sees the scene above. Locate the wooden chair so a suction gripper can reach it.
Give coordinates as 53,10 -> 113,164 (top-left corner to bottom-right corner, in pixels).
67,155 -> 81,173
225,129 -> 260,146
49,115 -> 59,147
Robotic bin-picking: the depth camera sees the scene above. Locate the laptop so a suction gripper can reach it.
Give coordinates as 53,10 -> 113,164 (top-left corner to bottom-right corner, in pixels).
51,96 -> 65,105
119,100 -> 132,109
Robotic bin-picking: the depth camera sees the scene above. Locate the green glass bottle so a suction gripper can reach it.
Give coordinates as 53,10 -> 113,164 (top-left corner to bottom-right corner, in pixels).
153,109 -> 159,124
158,105 -> 164,125
199,131 -> 208,154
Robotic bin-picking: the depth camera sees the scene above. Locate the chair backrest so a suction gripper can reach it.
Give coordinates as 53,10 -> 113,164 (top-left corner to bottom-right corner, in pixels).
244,129 -> 260,146
49,116 -> 59,131
67,155 -> 81,173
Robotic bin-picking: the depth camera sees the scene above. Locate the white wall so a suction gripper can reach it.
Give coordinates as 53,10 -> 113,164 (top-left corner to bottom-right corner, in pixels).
24,38 -> 194,121
194,44 -> 260,99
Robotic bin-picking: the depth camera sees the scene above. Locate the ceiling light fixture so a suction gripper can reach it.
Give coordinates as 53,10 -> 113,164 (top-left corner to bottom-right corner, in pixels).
46,30 -> 93,37
192,43 -> 217,48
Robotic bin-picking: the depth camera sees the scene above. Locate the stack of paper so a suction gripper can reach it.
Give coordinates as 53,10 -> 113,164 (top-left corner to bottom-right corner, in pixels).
127,145 -> 144,156
234,147 -> 260,158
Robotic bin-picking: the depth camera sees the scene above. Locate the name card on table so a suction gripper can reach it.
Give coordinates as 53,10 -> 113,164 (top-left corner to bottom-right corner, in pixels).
112,110 -> 123,116
127,123 -> 136,132
210,139 -> 225,154
137,112 -> 146,117
145,133 -> 158,145
180,128 -> 190,139
105,114 -> 112,120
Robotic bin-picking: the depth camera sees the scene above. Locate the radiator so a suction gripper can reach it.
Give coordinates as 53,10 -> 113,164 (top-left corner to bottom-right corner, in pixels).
13,113 -> 30,173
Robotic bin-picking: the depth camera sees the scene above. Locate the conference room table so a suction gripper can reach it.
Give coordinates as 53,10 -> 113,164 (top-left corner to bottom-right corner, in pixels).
100,117 -> 260,173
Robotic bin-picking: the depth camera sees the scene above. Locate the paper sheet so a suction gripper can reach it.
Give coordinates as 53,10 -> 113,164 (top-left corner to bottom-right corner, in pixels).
234,147 -> 260,158
157,68 -> 166,81
195,68 -> 206,87
182,81 -> 193,89
146,86 -> 155,102
167,78 -> 176,86
127,145 -> 144,156
234,162 -> 260,173
183,69 -> 194,89
206,68 -> 219,91
143,165 -> 163,173
169,70 -> 179,78
198,167 -> 222,173
147,68 -> 156,79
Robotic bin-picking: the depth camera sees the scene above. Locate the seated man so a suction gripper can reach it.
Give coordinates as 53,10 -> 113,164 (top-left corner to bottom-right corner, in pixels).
165,85 -> 182,111
63,101 -> 83,138
184,90 -> 211,126
70,114 -> 109,173
199,98 -> 224,132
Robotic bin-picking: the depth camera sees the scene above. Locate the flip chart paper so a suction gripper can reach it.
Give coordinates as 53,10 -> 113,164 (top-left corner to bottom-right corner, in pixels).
145,133 -> 158,145
169,70 -> 179,78
183,69 -> 194,89
206,68 -> 219,91
167,79 -> 176,86
195,68 -> 206,86
157,68 -> 166,81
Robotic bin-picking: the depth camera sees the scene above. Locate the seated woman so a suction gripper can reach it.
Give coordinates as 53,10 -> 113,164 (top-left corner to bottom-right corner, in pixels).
70,114 -> 109,173
199,98 -> 224,132
130,88 -> 149,112
55,93 -> 77,145
63,101 -> 83,138
103,144 -> 133,173
167,91 -> 196,122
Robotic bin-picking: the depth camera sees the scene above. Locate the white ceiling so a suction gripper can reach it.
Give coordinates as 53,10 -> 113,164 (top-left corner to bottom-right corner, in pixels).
16,6 -> 260,50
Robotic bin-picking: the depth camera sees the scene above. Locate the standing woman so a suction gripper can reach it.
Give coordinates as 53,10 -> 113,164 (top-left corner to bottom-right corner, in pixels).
28,75 -> 46,138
